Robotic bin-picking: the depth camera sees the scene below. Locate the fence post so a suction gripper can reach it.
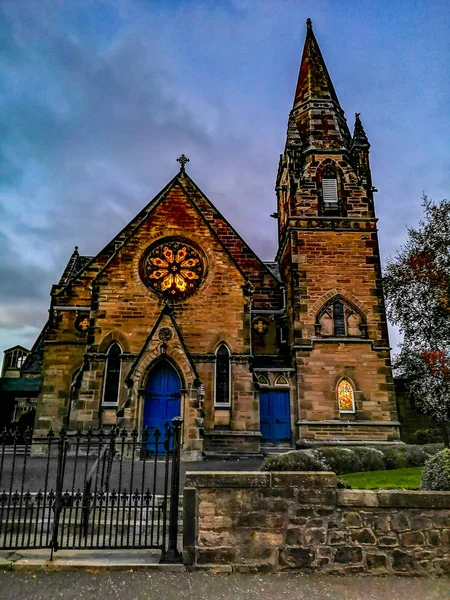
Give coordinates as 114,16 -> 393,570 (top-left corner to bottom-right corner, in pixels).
161,416 -> 183,563
50,429 -> 67,560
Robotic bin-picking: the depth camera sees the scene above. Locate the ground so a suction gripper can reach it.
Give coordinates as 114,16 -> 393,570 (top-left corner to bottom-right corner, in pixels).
0,571 -> 449,600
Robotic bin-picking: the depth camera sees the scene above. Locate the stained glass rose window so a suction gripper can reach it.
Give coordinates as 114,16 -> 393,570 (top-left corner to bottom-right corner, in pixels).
141,239 -> 205,299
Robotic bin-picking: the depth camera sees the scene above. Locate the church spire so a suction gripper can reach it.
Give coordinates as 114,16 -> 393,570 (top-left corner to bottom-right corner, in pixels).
292,19 -> 351,151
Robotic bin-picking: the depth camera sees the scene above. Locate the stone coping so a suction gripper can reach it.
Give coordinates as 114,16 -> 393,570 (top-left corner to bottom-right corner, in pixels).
185,472 -> 450,508
296,420 -> 401,427
338,489 -> 450,509
185,471 -> 337,488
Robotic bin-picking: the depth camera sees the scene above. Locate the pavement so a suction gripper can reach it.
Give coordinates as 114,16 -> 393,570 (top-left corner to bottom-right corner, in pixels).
0,571 -> 449,600
0,549 -> 183,572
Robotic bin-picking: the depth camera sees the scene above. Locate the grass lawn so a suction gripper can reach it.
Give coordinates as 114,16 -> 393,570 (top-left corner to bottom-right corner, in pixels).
340,467 -> 423,490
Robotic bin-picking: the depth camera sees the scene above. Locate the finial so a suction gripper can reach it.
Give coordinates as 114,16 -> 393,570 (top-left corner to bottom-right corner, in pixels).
74,246 -> 79,253
176,154 -> 190,172
306,18 -> 312,30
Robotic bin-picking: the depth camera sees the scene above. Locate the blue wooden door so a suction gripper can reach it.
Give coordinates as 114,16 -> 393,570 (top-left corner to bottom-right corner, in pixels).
144,361 -> 181,450
260,390 -> 291,444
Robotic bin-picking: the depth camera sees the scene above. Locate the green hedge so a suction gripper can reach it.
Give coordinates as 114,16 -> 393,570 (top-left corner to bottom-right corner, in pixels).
260,443 -> 444,475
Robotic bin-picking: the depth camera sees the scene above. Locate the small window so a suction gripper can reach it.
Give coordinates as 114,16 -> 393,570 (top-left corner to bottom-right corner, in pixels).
337,378 -> 355,413
275,375 -> 289,386
215,344 -> 231,407
102,343 -> 122,405
257,374 -> 269,385
322,177 -> 339,209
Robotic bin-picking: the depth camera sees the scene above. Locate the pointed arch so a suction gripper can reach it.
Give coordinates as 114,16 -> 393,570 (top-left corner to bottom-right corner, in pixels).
102,342 -> 122,406
214,343 -> 231,407
315,294 -> 367,338
275,374 -> 289,386
337,377 -> 356,414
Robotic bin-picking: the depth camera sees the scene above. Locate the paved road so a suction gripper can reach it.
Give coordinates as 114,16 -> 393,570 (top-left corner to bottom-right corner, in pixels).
0,571 -> 448,600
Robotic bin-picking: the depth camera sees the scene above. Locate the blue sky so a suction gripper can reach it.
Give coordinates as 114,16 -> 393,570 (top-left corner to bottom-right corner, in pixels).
0,0 -> 449,358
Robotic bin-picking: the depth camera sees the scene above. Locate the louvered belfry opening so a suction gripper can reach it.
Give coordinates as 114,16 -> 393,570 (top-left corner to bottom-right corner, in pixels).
322,177 -> 339,210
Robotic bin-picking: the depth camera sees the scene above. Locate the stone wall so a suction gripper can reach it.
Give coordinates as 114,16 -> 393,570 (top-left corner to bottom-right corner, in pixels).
183,472 -> 450,576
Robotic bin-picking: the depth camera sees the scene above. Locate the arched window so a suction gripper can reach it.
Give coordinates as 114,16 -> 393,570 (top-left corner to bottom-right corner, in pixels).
256,374 -> 269,385
275,374 -> 289,386
102,342 -> 122,405
315,296 -> 367,339
337,378 -> 355,414
215,344 -> 231,407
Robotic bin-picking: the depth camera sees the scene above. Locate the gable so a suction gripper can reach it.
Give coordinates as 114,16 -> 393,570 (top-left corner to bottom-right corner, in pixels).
53,170 -> 283,311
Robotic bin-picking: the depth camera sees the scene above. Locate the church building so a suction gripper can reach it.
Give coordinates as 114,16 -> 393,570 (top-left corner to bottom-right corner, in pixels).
25,20 -> 400,457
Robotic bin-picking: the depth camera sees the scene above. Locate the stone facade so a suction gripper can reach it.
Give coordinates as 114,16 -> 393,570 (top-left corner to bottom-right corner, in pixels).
183,472 -> 450,575
26,20 -> 401,456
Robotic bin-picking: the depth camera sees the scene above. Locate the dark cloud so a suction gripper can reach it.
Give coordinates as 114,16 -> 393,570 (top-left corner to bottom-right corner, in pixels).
0,0 -> 449,356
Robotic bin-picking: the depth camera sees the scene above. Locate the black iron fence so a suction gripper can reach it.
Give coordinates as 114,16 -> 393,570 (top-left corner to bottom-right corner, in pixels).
0,418 -> 183,562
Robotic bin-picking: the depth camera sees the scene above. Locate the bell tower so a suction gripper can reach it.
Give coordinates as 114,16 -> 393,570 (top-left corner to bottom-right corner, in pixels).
276,19 -> 400,445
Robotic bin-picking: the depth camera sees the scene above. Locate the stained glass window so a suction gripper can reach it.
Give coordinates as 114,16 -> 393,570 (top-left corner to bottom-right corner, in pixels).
103,343 -> 122,405
257,374 -> 269,385
215,344 -> 231,406
337,378 -> 355,413
275,375 -> 289,386
142,239 -> 204,299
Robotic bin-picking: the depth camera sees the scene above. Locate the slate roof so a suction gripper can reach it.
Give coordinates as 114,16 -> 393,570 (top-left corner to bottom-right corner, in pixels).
21,322 -> 49,375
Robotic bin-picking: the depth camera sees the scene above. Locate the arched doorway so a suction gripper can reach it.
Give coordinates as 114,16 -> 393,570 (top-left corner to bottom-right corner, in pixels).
143,360 -> 181,447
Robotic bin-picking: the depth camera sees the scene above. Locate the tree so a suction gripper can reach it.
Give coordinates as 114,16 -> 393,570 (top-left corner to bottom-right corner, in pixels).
384,196 -> 450,446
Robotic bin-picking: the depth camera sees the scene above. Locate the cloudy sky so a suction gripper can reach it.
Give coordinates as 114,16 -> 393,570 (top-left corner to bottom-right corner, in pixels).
1,0 -> 449,359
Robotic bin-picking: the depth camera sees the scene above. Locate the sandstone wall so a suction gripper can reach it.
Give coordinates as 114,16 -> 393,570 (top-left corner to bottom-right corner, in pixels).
183,472 -> 450,576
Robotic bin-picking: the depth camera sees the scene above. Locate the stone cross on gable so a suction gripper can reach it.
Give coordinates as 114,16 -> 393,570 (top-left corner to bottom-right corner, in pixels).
176,154 -> 190,171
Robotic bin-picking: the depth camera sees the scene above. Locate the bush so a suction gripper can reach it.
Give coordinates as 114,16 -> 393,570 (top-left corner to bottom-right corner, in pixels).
413,428 -> 443,445
260,449 -> 330,472
422,443 -> 445,456
350,447 -> 385,472
404,445 -> 429,467
379,447 -> 407,470
315,447 -> 362,475
420,449 -> 450,491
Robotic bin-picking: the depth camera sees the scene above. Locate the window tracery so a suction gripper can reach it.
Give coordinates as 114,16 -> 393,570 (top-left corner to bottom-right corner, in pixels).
315,296 -> 367,338
141,239 -> 205,299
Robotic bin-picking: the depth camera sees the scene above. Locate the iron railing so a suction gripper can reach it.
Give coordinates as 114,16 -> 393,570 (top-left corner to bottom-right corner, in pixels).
0,418 -> 183,562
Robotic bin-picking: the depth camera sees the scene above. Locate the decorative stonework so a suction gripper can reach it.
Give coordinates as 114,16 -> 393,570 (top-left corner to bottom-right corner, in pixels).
158,327 -> 173,342
141,238 -> 205,299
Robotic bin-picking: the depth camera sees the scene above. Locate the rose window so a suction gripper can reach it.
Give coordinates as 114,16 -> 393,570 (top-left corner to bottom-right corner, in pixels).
142,239 -> 205,299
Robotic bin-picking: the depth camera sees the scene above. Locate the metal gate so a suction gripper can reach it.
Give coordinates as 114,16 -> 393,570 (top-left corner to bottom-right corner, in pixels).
0,417 -> 182,562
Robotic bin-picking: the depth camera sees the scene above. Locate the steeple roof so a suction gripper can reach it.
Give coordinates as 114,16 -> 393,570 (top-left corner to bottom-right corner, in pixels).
291,19 -> 351,151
